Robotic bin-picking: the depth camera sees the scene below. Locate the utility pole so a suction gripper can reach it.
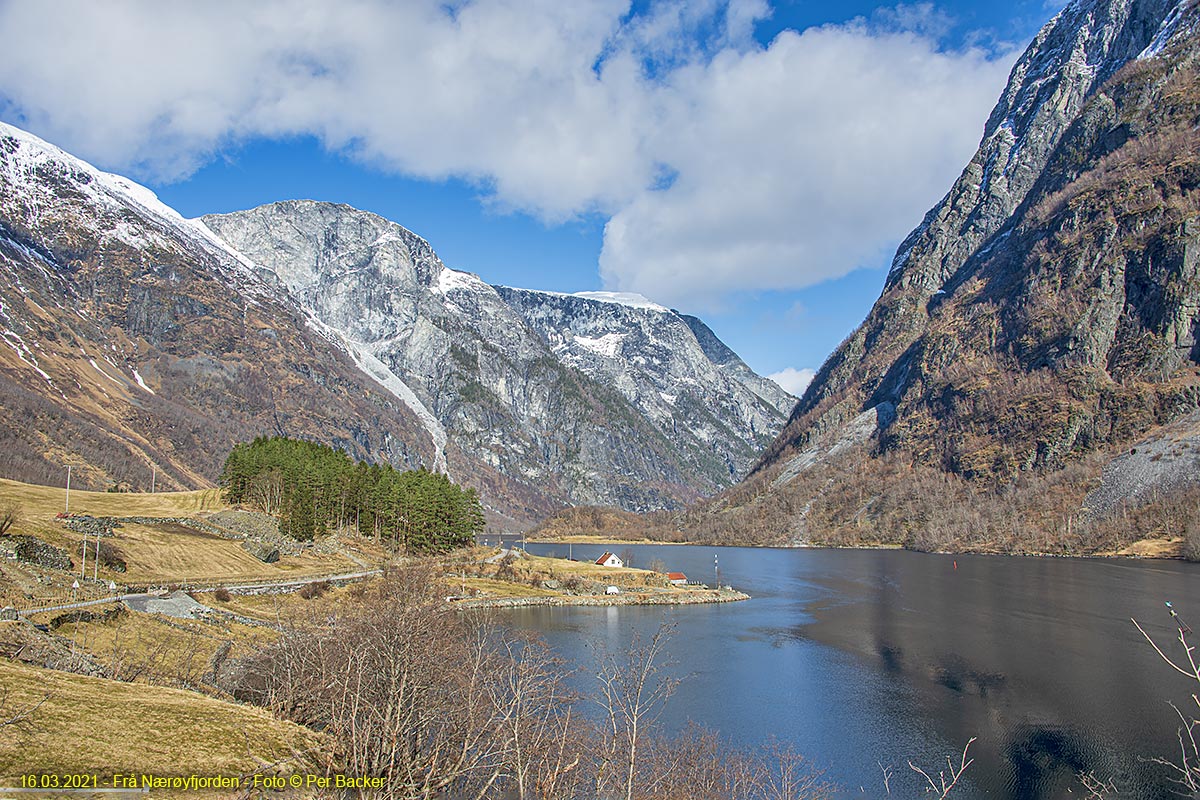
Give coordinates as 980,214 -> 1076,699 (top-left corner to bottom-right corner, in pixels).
150,467 -> 155,494
65,464 -> 71,514
94,534 -> 99,581
714,554 -> 719,590
80,531 -> 86,579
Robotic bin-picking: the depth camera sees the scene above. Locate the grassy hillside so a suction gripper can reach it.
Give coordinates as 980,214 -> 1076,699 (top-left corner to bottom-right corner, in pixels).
0,655 -> 329,786
0,477 -> 386,611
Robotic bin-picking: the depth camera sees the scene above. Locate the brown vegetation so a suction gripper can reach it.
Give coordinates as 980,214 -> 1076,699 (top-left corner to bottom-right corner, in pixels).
228,565 -> 830,799
0,501 -> 18,535
528,506 -> 687,543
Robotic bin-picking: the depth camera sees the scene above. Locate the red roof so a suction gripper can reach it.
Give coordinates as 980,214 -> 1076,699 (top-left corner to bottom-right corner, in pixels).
596,552 -> 616,565
667,572 -> 687,581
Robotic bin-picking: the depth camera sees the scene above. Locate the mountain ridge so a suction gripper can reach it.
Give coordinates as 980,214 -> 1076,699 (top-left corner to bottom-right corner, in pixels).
202,201 -> 793,513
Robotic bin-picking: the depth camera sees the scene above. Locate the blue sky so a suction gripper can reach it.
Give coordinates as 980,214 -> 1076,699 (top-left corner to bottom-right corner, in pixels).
0,0 -> 1065,395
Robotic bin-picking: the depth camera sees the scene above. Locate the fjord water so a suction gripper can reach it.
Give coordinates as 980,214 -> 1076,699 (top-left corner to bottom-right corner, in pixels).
509,543 -> 1198,798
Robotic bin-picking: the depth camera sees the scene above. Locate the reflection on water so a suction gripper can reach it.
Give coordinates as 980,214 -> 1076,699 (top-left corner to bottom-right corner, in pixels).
500,542 -> 1199,798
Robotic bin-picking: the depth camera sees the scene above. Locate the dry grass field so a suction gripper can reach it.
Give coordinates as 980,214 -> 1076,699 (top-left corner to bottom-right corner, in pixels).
0,656 -> 329,785
0,478 -> 381,597
111,522 -> 359,586
0,477 -> 224,521
50,611 -> 271,686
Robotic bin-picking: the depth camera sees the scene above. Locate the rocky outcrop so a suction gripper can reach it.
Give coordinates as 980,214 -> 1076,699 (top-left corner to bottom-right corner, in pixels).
7,535 -> 72,571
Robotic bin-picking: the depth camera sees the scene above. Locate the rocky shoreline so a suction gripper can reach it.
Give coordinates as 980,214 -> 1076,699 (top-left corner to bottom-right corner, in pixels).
452,587 -> 749,609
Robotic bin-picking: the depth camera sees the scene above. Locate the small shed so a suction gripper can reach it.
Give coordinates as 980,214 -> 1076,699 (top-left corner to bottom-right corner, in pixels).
667,572 -> 688,586
595,552 -> 624,568
605,585 -> 621,595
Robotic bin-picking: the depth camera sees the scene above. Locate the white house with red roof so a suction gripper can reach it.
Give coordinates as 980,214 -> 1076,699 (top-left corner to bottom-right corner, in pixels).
667,572 -> 687,585
595,552 -> 623,568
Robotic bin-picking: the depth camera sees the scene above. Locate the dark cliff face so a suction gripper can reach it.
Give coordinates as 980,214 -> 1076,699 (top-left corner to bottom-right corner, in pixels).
756,0 -> 1198,482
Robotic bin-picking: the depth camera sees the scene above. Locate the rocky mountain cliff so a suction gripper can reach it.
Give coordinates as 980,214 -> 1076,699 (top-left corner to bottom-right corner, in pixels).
202,203 -> 792,514
697,0 -> 1200,553
495,287 -> 793,476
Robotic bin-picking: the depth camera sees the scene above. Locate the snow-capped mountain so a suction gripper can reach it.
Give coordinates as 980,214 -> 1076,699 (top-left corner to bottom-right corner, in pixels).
0,123 -> 793,523
0,121 -> 443,499
202,202 -> 794,513
496,286 -> 793,478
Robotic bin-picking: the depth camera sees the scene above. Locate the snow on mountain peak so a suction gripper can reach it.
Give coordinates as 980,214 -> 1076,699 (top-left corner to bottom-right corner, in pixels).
436,266 -> 488,295
570,291 -> 669,312
0,120 -> 262,282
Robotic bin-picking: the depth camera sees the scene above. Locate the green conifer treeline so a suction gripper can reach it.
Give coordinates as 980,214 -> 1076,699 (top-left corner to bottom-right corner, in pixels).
220,436 -> 484,551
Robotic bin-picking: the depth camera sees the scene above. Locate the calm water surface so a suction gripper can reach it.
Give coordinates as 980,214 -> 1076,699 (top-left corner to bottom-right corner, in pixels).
494,542 -> 1199,798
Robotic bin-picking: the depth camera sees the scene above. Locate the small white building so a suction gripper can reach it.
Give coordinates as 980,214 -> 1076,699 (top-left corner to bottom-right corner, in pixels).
595,552 -> 624,568
667,572 -> 688,586
605,585 -> 621,595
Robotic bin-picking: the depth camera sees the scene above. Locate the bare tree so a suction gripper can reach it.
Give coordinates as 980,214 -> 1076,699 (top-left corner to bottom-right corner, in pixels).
638,725 -> 833,800
753,740 -> 836,800
0,684 -> 47,731
908,738 -> 975,798
236,565 -> 563,799
1133,603 -> 1200,793
0,502 -> 20,536
485,628 -> 583,800
1075,771 -> 1118,798
594,623 -> 680,800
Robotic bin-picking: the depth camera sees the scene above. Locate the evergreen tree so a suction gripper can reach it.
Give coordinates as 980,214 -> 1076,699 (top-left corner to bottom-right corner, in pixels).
219,436 -> 485,551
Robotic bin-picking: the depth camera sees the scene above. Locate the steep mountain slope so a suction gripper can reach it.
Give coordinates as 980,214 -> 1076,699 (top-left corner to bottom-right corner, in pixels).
202,202 -> 790,512
697,0 -> 1200,552
0,122 -> 440,497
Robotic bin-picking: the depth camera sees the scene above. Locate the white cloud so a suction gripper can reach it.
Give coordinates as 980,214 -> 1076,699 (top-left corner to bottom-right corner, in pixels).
600,21 -> 1018,308
767,367 -> 815,397
0,0 -> 1019,304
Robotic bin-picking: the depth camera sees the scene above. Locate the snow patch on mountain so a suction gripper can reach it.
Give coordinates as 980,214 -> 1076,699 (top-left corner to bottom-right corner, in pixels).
1139,0 -> 1198,58
304,314 -> 449,475
573,332 -> 626,359
132,368 -> 155,395
571,291 -> 669,312
436,266 -> 488,295
88,358 -> 122,386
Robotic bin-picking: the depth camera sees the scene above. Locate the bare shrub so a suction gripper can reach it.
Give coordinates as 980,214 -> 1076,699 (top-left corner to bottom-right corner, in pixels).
232,565 -> 585,798
296,580 -> 331,600
212,587 -> 232,603
640,726 -> 835,800
0,502 -> 19,536
593,624 -> 680,800
1133,604 -> 1200,793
